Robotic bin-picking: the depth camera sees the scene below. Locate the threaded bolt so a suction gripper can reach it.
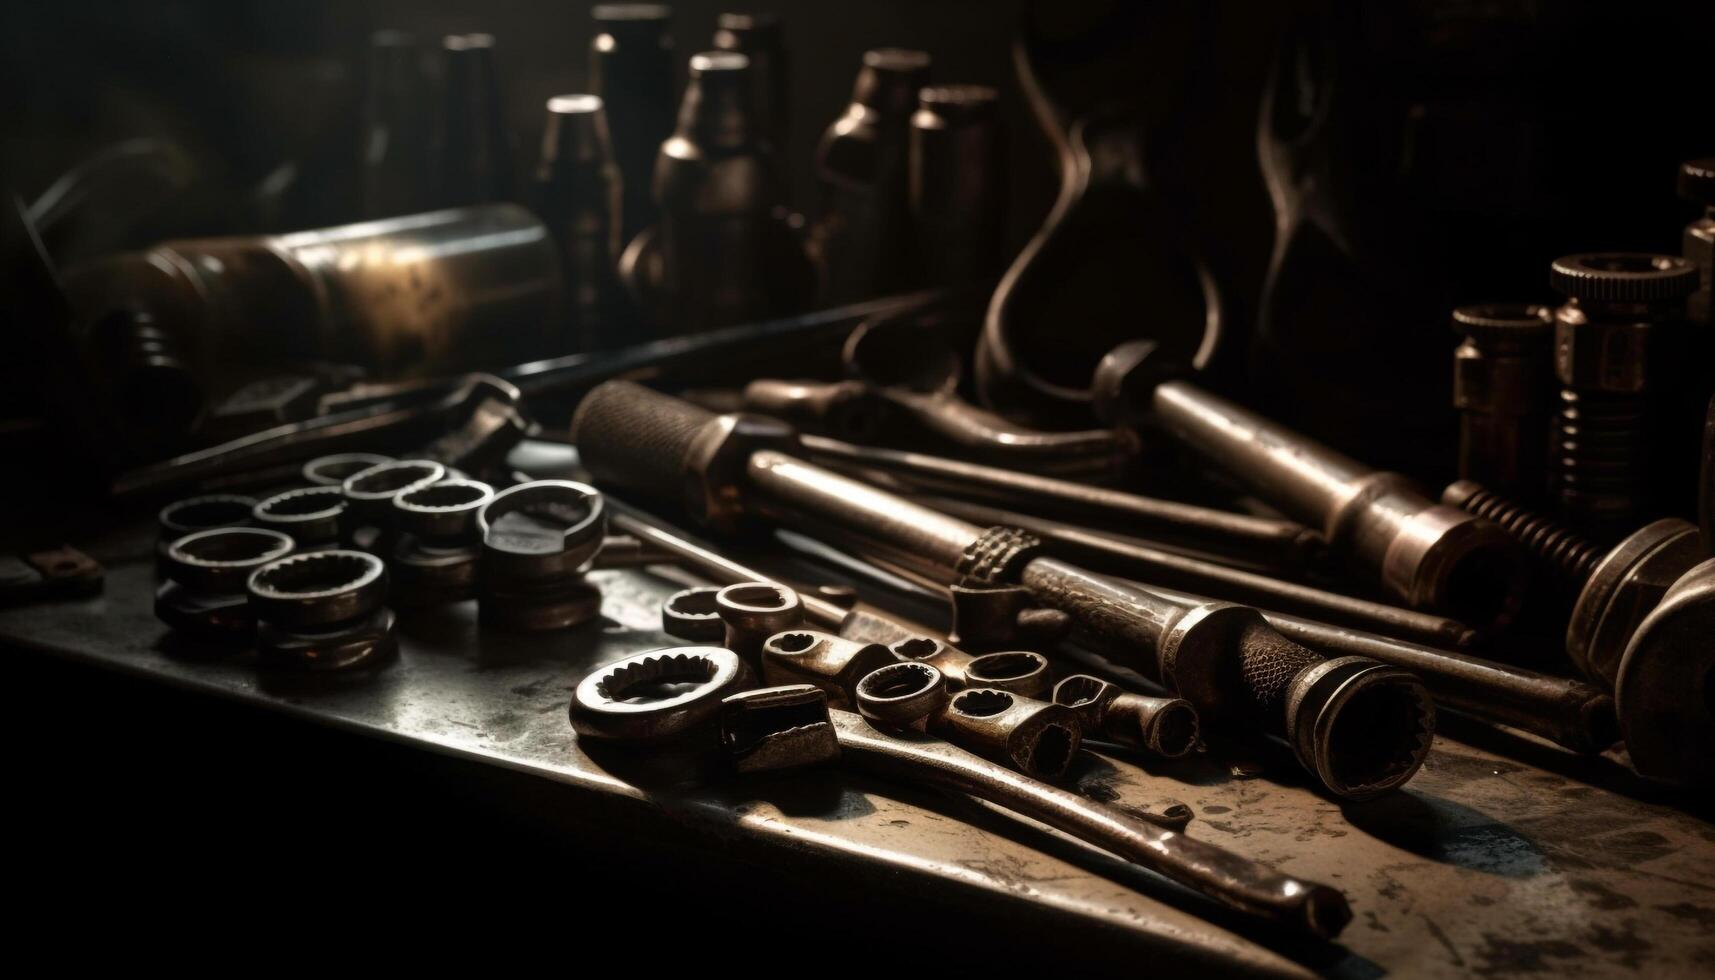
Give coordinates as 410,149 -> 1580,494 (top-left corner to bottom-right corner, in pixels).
1442,480 -> 1603,591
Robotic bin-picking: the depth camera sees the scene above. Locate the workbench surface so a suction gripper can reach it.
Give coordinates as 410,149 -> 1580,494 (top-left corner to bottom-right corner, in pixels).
4,531 -> 1712,977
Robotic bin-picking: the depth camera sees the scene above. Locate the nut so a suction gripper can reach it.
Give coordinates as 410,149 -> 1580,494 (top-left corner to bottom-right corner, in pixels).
760,629 -> 897,708
570,647 -> 750,743
303,452 -> 392,486
257,606 -> 398,671
719,685 -> 840,772
162,527 -> 295,594
394,479 -> 494,541
247,549 -> 387,631
252,486 -> 346,548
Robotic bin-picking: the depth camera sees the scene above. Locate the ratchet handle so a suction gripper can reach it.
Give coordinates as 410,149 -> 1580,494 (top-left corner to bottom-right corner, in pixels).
571,380 -> 720,501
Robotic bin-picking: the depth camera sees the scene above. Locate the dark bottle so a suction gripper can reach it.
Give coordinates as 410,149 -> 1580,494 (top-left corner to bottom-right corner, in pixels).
59,205 -> 563,451
534,94 -> 624,352
910,84 -> 1006,289
359,30 -> 437,219
1449,304 -> 1554,501
439,33 -> 514,207
712,13 -> 789,174
1681,159 -> 1714,329
653,51 -> 804,333
811,48 -> 930,304
590,4 -> 675,248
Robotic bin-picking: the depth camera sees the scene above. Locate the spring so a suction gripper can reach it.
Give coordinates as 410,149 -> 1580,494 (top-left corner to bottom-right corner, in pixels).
1445,481 -> 1602,588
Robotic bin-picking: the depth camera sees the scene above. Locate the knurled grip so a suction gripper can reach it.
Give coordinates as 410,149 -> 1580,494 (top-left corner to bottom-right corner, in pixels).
1235,620 -> 1325,729
570,380 -> 718,500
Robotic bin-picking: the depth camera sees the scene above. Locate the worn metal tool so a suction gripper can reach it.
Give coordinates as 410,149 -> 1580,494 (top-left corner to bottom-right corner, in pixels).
246,549 -> 397,670
911,84 -> 1006,289
924,496 -> 1474,650
710,679 -> 1350,940
156,527 -> 294,637
572,381 -> 1434,800
1425,483 -> 1715,778
1094,341 -> 1528,629
390,478 -> 495,606
253,486 -> 346,550
438,33 -> 513,207
1684,159 -> 1715,328
358,30 -> 436,220
476,480 -> 606,631
739,481 -> 1612,756
112,290 -> 966,498
1451,304 -> 1556,501
1546,253 -> 1700,540
1054,674 -> 1199,759
801,434 -> 1320,570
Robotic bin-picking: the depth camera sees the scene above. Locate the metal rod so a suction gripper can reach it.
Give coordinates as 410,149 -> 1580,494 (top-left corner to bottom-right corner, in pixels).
802,433 -> 1321,569
925,496 -> 1478,650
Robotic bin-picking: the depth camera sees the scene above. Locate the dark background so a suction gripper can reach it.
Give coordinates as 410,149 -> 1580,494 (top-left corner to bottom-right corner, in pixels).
2,0 -> 1711,960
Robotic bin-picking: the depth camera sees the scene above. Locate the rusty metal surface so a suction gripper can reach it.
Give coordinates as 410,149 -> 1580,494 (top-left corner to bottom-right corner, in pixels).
3,535 -> 1713,976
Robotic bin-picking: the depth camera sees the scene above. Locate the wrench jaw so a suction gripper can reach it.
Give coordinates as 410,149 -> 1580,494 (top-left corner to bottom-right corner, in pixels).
760,629 -> 898,709
934,688 -> 1084,782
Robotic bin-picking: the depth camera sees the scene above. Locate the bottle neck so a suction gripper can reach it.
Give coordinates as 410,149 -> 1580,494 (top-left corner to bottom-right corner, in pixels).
677,73 -> 755,149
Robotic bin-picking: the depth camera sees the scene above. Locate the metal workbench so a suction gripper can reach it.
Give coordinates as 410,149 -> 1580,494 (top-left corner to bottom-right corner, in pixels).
3,520 -> 1712,977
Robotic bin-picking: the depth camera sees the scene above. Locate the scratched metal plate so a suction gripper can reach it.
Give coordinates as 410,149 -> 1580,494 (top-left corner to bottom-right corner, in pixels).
2,530 -> 1712,977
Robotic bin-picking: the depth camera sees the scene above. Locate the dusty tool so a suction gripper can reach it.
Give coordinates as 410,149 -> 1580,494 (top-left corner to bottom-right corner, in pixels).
911,85 -> 1006,289
1451,304 -> 1556,501
390,478 -> 494,606
590,4 -> 675,246
1054,674 -> 1199,759
572,380 -> 1434,800
156,527 -> 294,637
1547,253 -> 1699,540
928,685 -> 1083,781
439,33 -> 513,207
534,94 -> 623,351
803,434 -> 1320,570
476,480 -> 606,630
1095,341 -> 1528,628
0,547 -> 103,605
252,486 -> 345,550
246,549 -> 397,670
359,30 -> 436,219
812,48 -> 930,303
711,678 -> 1348,938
